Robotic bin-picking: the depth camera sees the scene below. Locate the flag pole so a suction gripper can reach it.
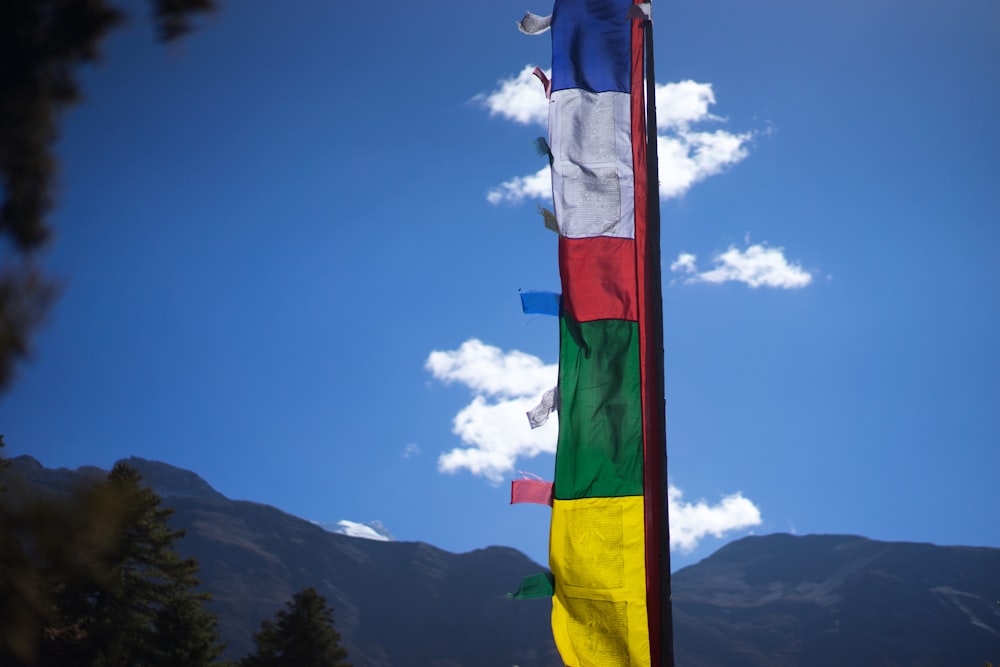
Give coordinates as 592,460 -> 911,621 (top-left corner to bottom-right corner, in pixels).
638,7 -> 676,667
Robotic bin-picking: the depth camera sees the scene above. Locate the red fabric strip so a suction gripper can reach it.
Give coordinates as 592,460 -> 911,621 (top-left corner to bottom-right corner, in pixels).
532,66 -> 552,99
559,236 -> 638,323
511,479 -> 555,506
631,9 -> 670,667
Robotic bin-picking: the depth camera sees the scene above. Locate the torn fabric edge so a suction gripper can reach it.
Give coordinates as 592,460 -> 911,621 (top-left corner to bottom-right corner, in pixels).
507,571 -> 555,599
517,12 -> 552,35
534,136 -> 553,166
532,66 -> 552,99
511,479 -> 555,506
520,290 -> 561,316
627,3 -> 652,20
526,386 -> 559,428
538,206 -> 559,234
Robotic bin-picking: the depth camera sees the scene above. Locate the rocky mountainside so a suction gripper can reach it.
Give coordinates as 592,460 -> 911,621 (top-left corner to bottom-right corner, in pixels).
671,533 -> 1000,666
1,456 -> 559,666
3,455 -> 999,666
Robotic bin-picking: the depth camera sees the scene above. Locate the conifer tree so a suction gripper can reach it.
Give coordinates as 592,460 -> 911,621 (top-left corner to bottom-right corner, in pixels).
149,591 -> 227,667
41,462 -> 225,666
241,587 -> 351,667
0,435 -> 45,663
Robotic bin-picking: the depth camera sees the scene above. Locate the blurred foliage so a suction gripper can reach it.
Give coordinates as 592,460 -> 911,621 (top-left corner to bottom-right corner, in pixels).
0,266 -> 58,394
0,438 -> 227,665
0,0 -> 216,394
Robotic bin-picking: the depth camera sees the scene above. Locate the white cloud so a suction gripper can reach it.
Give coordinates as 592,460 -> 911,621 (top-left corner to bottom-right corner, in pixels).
401,442 -> 421,459
474,65 -> 550,125
657,129 -> 751,199
668,487 -> 762,553
669,252 -> 697,275
426,340 -> 558,483
655,80 -> 721,129
426,339 -> 763,552
670,243 -> 813,289
426,338 -> 554,399
486,165 -> 551,205
476,71 -> 751,203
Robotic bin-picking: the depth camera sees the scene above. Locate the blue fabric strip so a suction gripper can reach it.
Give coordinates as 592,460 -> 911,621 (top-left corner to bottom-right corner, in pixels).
520,290 -> 562,316
551,0 -> 633,93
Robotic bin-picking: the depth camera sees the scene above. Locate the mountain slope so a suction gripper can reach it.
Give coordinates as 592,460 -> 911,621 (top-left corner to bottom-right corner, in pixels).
166,493 -> 558,666
672,533 -> 1000,666
4,456 -> 999,666
1,455 -> 559,666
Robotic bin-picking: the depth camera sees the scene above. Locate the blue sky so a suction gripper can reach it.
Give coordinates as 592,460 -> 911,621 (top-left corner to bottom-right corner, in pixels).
1,0 -> 998,570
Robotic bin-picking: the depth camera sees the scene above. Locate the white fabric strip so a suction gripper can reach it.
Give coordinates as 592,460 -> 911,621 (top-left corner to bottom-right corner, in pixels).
548,89 -> 634,240
526,387 -> 559,429
627,3 -> 652,20
518,12 -> 552,35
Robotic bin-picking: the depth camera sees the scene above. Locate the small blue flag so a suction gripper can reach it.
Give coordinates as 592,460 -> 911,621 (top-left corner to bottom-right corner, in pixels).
519,290 -> 561,316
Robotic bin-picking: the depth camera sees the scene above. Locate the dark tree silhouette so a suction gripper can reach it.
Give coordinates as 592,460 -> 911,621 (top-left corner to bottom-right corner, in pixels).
242,588 -> 351,667
0,451 -> 226,665
0,0 -> 215,393
39,462 -> 226,665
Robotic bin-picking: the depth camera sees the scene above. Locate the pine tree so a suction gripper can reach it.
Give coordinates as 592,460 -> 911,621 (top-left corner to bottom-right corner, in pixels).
0,435 -> 75,665
241,588 -> 351,667
149,591 -> 227,667
40,462 -> 225,666
0,435 -> 45,663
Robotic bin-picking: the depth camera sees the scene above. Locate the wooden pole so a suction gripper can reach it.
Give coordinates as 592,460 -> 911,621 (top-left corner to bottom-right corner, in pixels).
638,7 -> 676,666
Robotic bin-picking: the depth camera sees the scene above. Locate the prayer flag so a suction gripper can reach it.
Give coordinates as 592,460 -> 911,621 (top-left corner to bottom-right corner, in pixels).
512,1 -> 672,665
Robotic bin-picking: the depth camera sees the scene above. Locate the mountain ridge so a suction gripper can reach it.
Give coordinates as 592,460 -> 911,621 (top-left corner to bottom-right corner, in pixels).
3,455 -> 999,666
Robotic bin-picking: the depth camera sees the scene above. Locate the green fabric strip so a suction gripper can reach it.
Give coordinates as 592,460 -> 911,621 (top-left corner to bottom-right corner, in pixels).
507,572 -> 555,599
555,318 -> 643,500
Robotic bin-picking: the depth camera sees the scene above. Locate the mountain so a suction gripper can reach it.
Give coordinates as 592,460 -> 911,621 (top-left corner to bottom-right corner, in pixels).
3,455 -> 999,666
0,456 -> 559,666
671,533 -> 1000,666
